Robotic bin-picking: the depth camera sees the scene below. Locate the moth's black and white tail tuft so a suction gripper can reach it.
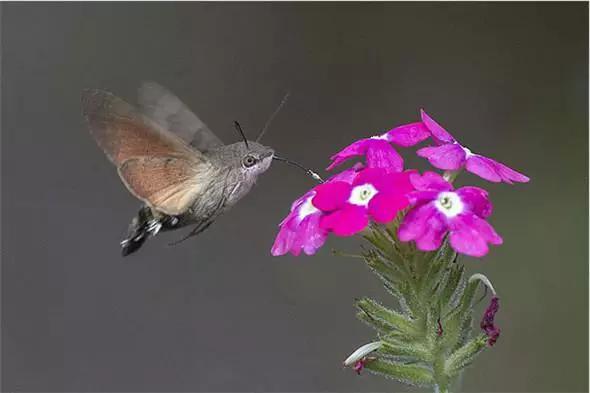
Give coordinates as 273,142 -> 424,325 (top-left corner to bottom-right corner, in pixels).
121,206 -> 158,257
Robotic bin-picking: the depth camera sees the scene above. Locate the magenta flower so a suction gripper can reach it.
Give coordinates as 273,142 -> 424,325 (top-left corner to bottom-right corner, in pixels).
327,122 -> 430,172
271,167 -> 362,256
416,110 -> 530,184
398,172 -> 503,257
271,190 -> 326,256
312,168 -> 414,236
480,296 -> 501,346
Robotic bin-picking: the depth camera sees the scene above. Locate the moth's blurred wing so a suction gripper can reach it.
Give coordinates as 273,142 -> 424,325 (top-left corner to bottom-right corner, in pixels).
82,88 -> 201,165
138,81 -> 224,152
118,156 -> 212,216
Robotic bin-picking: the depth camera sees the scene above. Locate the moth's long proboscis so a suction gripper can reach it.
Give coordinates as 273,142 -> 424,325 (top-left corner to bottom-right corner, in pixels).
273,155 -> 324,183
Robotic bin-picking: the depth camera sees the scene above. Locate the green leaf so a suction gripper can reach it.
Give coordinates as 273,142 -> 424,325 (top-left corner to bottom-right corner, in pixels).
364,359 -> 433,387
379,338 -> 433,362
439,264 -> 464,309
356,298 -> 418,337
420,239 -> 456,294
363,250 -> 404,286
356,311 -> 392,334
445,335 -> 488,377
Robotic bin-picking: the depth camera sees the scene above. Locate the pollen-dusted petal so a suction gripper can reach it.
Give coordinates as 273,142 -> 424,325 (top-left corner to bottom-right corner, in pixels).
271,219 -> 297,256
272,202 -> 327,257
465,155 -> 502,183
456,186 -> 493,218
410,171 -> 454,192
294,214 -> 328,255
420,109 -> 456,144
385,121 -> 431,147
365,140 -> 404,171
492,159 -> 530,184
417,143 -> 466,171
320,205 -> 369,236
398,203 -> 441,242
368,193 -> 409,224
312,181 -> 351,211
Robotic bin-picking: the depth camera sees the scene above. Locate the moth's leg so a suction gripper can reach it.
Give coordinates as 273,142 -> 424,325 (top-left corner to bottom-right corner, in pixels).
145,208 -> 168,236
167,219 -> 214,246
168,195 -> 227,246
146,220 -> 163,236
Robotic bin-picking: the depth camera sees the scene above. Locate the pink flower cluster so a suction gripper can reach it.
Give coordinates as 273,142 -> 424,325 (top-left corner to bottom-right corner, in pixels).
271,110 -> 529,258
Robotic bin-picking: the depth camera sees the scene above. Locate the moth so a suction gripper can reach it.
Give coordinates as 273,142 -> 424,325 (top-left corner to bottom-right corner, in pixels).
82,82 -> 320,256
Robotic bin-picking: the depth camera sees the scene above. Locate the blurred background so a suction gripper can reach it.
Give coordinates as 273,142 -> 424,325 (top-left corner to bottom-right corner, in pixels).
1,3 -> 587,392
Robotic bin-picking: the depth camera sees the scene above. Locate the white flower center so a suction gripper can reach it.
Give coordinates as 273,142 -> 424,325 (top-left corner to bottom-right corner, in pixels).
349,184 -> 378,207
434,191 -> 464,218
297,196 -> 319,221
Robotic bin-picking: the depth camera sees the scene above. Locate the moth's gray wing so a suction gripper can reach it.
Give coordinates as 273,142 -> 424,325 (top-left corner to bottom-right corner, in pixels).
138,81 -> 224,152
82,88 -> 213,216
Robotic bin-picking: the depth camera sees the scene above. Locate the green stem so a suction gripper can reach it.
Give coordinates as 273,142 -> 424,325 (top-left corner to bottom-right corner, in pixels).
443,170 -> 461,184
354,225 -> 483,391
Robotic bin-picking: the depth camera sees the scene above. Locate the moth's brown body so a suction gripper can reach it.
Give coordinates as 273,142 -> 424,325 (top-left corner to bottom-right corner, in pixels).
82,82 -> 274,256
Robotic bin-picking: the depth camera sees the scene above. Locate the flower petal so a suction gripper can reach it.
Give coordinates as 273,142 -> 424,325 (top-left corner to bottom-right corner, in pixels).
465,155 -> 502,183
320,205 -> 369,236
383,171 -> 415,194
271,216 -> 300,256
491,160 -> 530,184
294,214 -> 328,255
448,213 -> 502,257
468,214 -> 503,245
327,139 -> 371,171
417,143 -> 466,171
368,193 -> 409,224
414,211 -> 447,251
312,181 -> 350,211
271,213 -> 327,256
328,163 -> 363,183
398,203 -> 445,246
420,110 -> 456,144
385,121 -> 431,147
406,190 -> 440,206
353,167 -> 383,185
456,186 -> 493,218
410,171 -> 454,192
365,140 -> 404,171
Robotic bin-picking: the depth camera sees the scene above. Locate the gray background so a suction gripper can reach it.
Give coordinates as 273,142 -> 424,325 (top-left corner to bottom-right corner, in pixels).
1,3 -> 587,392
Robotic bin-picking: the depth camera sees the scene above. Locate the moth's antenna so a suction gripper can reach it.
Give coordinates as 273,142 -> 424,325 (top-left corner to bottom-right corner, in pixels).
256,92 -> 290,142
273,155 -> 324,183
233,121 -> 249,148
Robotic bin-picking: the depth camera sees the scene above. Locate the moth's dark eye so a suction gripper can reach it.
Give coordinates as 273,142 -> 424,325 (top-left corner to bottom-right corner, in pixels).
242,155 -> 257,168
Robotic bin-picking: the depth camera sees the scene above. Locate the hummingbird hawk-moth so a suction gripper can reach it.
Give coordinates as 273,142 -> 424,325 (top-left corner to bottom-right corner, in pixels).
81,82 -> 320,256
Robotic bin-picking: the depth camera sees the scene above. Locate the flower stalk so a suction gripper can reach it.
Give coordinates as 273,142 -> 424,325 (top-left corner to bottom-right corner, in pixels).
348,223 -> 495,392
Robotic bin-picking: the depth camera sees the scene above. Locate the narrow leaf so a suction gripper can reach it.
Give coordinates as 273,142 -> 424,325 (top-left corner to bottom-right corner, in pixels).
365,359 -> 433,387
445,334 -> 488,377
356,298 -> 417,337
